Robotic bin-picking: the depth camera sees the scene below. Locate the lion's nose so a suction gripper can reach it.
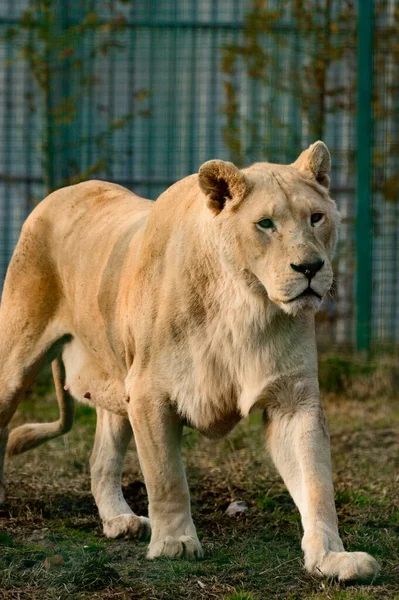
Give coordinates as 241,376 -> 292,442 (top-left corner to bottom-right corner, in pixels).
290,259 -> 324,280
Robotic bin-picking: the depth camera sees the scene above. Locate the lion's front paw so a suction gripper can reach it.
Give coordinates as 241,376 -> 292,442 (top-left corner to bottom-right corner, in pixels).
147,535 -> 203,560
103,514 -> 151,541
310,551 -> 380,582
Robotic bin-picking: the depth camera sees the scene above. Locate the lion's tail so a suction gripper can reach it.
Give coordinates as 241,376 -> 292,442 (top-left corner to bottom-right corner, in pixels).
6,357 -> 74,457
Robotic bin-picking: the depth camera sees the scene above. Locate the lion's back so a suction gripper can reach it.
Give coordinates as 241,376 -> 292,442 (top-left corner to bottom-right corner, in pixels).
25,180 -> 151,238
2,180 -> 152,337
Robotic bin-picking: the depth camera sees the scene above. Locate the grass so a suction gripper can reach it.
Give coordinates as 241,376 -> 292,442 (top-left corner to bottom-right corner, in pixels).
0,369 -> 398,599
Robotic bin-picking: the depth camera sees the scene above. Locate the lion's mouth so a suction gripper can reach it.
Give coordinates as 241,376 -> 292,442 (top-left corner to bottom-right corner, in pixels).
287,286 -> 322,303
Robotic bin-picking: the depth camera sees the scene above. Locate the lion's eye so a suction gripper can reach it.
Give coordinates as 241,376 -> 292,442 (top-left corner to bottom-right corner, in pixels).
256,218 -> 275,231
311,213 -> 324,226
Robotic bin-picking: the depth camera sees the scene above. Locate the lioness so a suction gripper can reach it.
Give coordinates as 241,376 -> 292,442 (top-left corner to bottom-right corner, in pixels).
0,142 -> 379,580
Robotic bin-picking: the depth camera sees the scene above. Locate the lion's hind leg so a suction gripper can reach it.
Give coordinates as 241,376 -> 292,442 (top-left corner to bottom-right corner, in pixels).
0,313 -> 68,506
0,222 -> 69,505
7,357 -> 74,456
90,407 -> 150,541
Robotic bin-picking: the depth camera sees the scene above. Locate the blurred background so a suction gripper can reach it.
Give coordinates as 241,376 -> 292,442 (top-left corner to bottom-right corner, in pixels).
0,0 -> 397,354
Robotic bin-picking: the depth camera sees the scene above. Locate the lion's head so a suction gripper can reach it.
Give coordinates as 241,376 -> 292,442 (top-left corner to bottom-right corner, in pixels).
198,141 -> 339,316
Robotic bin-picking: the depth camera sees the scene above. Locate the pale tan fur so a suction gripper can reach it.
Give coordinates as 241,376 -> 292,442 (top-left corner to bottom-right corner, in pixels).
0,143 -> 379,580
7,357 -> 74,455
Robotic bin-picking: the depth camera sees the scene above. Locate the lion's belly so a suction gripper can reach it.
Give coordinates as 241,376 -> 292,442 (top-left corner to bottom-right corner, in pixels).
62,340 -> 128,416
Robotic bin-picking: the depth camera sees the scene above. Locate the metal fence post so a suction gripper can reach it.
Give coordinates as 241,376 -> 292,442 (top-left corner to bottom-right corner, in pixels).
356,0 -> 374,352
43,0 -> 75,193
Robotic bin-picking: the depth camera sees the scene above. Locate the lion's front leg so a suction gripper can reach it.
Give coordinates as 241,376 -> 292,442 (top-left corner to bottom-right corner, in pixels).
264,400 -> 379,581
128,387 -> 202,560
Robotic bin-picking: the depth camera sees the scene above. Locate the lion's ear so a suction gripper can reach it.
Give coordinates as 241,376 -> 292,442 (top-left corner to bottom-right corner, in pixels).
291,141 -> 331,189
198,159 -> 250,214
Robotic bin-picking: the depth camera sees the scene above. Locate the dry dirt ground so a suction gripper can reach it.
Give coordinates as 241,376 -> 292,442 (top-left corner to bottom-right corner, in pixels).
0,369 -> 398,600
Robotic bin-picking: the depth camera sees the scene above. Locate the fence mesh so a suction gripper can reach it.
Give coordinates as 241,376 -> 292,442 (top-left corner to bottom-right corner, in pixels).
0,0 -> 398,351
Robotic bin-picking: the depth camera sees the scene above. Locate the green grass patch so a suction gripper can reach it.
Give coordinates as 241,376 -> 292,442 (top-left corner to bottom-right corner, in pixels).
0,539 -> 120,593
319,354 -> 399,399
335,490 -> 374,507
226,594 -> 258,600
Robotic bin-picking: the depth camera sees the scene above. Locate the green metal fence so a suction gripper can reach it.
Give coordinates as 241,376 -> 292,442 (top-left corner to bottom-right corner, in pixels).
0,0 -> 398,352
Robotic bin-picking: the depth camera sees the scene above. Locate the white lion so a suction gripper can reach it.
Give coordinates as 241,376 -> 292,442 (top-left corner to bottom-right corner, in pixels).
0,142 -> 379,581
